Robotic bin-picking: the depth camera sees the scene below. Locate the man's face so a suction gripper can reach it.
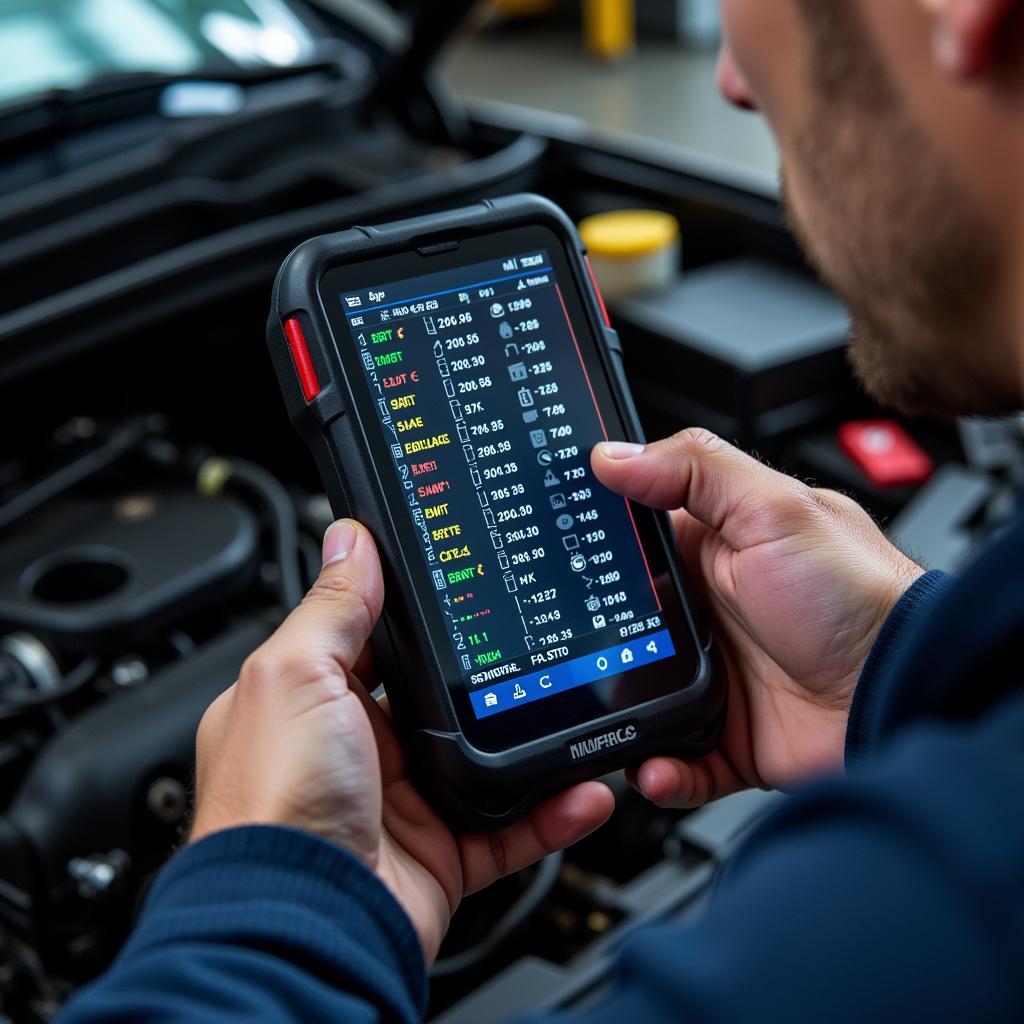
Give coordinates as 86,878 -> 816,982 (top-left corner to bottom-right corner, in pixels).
717,0 -> 1020,418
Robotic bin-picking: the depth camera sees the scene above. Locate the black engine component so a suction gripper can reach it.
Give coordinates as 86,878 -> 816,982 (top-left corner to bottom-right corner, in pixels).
614,257 -> 854,446
0,421 -> 298,1017
0,616 -> 273,985
0,490 -> 259,653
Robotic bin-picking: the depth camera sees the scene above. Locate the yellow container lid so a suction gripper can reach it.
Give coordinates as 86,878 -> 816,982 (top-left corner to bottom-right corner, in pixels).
578,209 -> 680,260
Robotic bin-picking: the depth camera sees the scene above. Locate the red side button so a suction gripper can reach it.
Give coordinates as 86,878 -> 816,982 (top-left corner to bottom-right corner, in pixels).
585,256 -> 612,328
283,317 -> 321,402
838,420 -> 933,488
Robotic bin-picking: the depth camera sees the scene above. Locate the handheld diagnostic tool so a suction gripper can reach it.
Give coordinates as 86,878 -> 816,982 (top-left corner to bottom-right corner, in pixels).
268,195 -> 725,829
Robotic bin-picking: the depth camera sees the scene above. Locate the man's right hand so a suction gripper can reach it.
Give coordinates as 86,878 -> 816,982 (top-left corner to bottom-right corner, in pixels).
592,428 -> 923,808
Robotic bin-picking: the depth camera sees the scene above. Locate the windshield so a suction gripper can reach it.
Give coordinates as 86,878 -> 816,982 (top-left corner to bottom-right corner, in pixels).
0,0 -> 318,106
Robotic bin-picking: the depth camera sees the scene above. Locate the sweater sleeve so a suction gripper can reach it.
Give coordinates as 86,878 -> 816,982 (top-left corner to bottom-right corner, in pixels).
524,692 -> 1024,1024
58,699 -> 1024,1024
844,569 -> 954,764
55,825 -> 427,1024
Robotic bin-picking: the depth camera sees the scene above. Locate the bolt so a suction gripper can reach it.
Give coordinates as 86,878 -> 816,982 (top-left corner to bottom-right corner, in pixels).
114,495 -> 158,522
110,657 -> 147,688
146,777 -> 188,825
67,850 -> 130,900
56,417 -> 97,443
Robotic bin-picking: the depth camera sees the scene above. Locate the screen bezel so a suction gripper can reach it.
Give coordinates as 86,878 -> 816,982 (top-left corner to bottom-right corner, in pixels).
318,223 -> 700,753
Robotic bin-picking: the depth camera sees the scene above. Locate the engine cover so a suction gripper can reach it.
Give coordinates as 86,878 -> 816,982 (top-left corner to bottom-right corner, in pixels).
0,490 -> 259,652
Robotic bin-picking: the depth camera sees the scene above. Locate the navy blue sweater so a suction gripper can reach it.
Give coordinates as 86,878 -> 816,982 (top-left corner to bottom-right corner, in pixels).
58,516 -> 1024,1022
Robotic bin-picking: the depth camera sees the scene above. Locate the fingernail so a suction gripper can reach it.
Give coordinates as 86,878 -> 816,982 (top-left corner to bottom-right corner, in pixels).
322,520 -> 356,566
934,23 -> 963,74
637,769 -> 651,799
598,441 -> 645,460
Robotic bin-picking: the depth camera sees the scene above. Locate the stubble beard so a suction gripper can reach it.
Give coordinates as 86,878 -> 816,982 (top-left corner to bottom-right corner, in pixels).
782,4 -> 1018,419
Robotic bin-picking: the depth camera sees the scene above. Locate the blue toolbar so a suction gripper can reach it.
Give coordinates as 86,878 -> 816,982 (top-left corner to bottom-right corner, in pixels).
470,630 -> 675,719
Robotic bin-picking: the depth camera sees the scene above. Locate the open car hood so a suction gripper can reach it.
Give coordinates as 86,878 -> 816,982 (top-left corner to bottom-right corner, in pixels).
0,0 -> 492,383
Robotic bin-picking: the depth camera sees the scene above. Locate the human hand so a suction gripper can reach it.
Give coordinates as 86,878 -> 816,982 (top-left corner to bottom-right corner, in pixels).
592,429 -> 922,807
190,519 -> 614,961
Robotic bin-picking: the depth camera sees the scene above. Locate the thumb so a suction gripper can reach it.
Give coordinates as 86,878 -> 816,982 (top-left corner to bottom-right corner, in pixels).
256,519 -> 385,680
591,428 -> 815,550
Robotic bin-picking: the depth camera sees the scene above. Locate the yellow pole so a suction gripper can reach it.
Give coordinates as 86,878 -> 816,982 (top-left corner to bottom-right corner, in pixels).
583,0 -> 635,62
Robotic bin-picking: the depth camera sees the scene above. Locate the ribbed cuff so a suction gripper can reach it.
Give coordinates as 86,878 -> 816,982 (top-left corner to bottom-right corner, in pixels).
123,825 -> 427,1019
845,570 -> 955,766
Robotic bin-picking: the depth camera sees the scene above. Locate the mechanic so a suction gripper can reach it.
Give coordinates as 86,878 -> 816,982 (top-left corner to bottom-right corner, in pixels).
56,1 -> 1024,1020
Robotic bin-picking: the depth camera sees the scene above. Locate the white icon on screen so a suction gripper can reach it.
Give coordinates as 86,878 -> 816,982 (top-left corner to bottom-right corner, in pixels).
592,614 -> 606,629
539,675 -> 553,690
490,303 -> 505,318
586,596 -> 601,613
513,683 -> 527,700
621,648 -> 634,664
646,639 -> 659,654
596,656 -> 609,671
484,692 -> 498,708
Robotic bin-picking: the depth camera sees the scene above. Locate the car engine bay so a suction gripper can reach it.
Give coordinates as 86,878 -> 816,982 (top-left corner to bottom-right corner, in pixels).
2,3 -> 1021,1020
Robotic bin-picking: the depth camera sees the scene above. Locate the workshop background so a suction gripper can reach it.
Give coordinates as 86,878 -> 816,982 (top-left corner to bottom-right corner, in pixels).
2,2 -> 1020,1021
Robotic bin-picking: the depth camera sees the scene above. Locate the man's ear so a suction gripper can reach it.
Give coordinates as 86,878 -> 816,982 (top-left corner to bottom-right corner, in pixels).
919,0 -> 1017,76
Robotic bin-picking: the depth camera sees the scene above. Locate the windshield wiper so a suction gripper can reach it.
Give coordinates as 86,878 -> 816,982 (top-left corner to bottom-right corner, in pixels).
0,60 -> 344,156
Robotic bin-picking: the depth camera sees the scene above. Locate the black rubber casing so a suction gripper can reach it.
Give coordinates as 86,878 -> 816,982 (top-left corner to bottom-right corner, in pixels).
268,194 -> 726,830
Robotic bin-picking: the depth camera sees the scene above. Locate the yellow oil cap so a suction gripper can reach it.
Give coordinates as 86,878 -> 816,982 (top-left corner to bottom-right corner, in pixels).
578,209 -> 680,260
